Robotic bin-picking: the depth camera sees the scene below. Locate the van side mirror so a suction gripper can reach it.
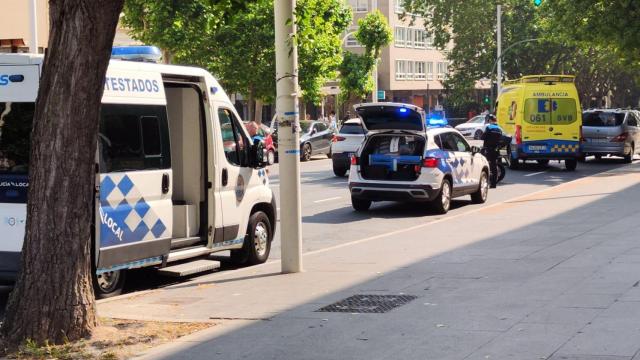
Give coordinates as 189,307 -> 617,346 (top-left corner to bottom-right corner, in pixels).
251,137 -> 268,168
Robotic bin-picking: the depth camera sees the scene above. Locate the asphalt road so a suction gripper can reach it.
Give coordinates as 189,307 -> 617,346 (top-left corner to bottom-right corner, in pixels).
0,153 -> 635,319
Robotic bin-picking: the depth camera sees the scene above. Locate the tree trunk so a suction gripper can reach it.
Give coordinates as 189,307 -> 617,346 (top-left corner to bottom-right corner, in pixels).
1,0 -> 124,346
247,88 -> 255,122
255,99 -> 264,124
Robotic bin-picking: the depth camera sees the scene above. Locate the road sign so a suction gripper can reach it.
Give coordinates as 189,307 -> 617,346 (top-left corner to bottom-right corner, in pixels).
377,90 -> 385,100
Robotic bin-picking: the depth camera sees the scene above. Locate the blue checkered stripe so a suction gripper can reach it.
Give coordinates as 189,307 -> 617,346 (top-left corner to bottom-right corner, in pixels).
425,149 -> 472,184
99,174 -> 168,247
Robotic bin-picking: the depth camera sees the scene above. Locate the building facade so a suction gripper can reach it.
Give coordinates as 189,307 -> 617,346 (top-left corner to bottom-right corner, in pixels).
344,0 -> 489,115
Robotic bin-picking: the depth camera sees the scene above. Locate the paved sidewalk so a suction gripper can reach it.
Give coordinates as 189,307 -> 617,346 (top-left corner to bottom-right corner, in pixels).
100,164 -> 640,360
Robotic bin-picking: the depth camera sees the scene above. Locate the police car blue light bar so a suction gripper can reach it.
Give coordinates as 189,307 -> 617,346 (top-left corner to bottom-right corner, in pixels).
427,117 -> 448,127
111,46 -> 162,63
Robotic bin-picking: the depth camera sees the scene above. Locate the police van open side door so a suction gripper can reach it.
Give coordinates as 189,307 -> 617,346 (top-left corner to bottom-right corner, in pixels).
96,70 -> 173,271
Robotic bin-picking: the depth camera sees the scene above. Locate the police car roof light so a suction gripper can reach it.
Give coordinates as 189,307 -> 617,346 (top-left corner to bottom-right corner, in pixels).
111,46 -> 162,63
399,108 -> 408,113
427,118 -> 447,127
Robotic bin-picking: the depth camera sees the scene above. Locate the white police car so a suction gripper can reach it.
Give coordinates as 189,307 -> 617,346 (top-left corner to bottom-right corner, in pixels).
348,103 -> 490,213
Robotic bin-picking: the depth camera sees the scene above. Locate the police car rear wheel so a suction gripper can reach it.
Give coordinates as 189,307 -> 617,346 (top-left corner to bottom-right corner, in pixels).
93,269 -> 126,299
352,197 -> 371,211
471,171 -> 489,204
432,179 -> 451,214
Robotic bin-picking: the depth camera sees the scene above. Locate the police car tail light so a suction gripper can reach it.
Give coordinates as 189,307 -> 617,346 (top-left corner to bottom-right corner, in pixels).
333,135 -> 346,142
351,155 -> 359,165
422,157 -> 438,168
611,132 -> 628,142
515,125 -> 523,145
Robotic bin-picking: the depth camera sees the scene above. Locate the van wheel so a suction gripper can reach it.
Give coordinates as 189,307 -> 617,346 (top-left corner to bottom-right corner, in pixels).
233,211 -> 273,266
471,171 -> 489,204
565,159 -> 577,171
93,269 -> 126,299
432,179 -> 451,214
352,197 -> 371,211
624,144 -> 634,163
509,158 -> 520,170
537,159 -> 549,166
301,143 -> 312,162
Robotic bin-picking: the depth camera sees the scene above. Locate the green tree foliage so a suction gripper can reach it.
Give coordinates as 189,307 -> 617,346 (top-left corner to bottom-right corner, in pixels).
296,0 -> 353,105
123,0 -> 351,111
355,10 -> 393,59
339,52 -> 376,100
339,10 -> 392,101
402,0 -> 640,108
122,0 -> 250,62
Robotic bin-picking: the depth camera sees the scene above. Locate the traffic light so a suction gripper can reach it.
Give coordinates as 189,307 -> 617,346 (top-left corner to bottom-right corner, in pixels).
483,95 -> 491,105
533,0 -> 542,6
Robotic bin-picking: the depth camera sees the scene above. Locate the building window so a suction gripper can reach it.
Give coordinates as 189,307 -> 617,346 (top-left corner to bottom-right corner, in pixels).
395,0 -> 406,13
415,61 -> 426,80
427,62 -> 434,80
425,34 -> 434,49
345,33 -> 361,47
405,28 -> 414,48
350,0 -> 368,12
414,30 -> 425,49
395,60 -> 406,80
394,27 -> 405,47
406,61 -> 415,80
437,62 -> 448,80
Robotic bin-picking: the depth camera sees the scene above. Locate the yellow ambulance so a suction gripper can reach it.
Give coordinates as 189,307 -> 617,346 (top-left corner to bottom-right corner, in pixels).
496,75 -> 582,171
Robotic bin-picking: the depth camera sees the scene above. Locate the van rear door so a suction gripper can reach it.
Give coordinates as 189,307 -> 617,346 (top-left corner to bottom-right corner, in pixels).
0,63 -> 39,281
96,71 -> 173,270
523,96 -> 580,153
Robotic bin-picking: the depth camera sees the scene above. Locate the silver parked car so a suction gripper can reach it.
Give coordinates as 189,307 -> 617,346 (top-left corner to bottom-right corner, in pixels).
330,119 -> 366,177
581,109 -> 640,163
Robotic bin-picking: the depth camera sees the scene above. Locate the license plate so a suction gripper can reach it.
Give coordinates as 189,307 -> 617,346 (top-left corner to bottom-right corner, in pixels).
529,145 -> 547,151
588,138 -> 607,143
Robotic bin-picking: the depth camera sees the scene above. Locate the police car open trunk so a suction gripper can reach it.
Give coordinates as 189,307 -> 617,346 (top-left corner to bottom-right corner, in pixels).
356,103 -> 426,181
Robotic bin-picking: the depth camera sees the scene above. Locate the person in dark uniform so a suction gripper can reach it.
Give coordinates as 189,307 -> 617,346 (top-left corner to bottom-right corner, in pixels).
481,114 -> 503,188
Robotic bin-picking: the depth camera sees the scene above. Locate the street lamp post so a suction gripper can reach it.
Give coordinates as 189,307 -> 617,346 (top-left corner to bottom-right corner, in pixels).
496,4 -> 502,98
489,38 -> 541,110
274,0 -> 303,273
28,0 -> 38,53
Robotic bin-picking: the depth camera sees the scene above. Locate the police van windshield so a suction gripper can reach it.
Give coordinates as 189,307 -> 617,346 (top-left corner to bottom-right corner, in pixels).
0,102 -> 34,174
582,112 -> 625,127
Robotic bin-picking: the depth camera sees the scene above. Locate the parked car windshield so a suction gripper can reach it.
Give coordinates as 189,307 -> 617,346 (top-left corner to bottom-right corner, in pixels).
339,123 -> 365,134
583,112 -> 625,127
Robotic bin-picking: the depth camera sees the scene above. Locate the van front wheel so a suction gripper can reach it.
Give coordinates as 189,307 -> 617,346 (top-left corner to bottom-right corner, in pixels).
93,269 -> 126,299
235,211 -> 272,266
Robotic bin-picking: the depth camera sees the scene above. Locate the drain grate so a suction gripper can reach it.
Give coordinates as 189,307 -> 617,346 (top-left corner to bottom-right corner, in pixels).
316,294 -> 417,314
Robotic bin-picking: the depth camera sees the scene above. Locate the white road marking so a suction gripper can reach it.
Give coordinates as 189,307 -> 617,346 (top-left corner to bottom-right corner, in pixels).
524,170 -> 548,177
313,197 -> 342,203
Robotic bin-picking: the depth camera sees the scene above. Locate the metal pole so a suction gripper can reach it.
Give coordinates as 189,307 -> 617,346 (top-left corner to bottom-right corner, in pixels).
28,0 -> 38,53
496,4 -> 502,99
275,0 -> 303,273
371,0 -> 378,103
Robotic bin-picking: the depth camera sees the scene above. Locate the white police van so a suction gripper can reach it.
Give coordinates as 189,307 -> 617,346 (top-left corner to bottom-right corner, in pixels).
348,103 -> 490,213
0,47 -> 276,298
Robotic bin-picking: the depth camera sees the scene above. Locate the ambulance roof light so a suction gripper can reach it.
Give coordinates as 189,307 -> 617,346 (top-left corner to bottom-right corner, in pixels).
111,46 -> 162,63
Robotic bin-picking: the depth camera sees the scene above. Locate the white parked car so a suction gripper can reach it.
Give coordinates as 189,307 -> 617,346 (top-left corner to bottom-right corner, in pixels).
348,103 -> 490,214
331,118 -> 366,177
455,115 -> 487,139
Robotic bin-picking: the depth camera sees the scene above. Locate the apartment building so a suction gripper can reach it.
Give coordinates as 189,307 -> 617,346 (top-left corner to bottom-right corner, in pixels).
345,0 -> 488,112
